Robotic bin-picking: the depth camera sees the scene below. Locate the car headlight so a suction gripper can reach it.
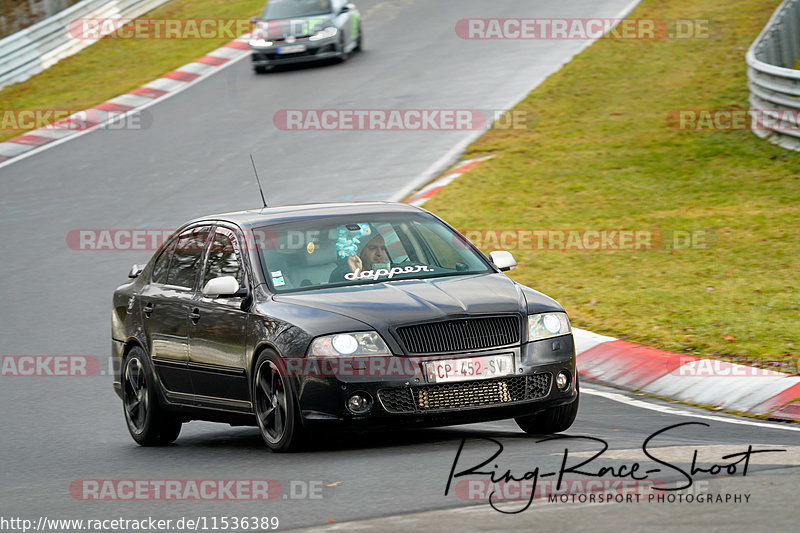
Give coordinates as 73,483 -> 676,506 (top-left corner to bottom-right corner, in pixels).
249,38 -> 273,47
527,312 -> 571,342
309,26 -> 338,41
308,331 -> 391,356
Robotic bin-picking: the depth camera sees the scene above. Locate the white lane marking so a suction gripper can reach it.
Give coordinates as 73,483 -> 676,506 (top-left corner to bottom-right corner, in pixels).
582,386 -> 800,433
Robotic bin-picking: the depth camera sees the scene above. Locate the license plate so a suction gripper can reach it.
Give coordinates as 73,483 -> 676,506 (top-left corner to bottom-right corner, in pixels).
424,354 -> 513,384
277,44 -> 306,54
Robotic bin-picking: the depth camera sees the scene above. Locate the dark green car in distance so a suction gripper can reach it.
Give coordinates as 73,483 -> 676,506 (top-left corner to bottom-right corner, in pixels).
249,0 -> 363,73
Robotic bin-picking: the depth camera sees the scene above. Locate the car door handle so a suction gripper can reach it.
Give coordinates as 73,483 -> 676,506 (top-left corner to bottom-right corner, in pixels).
143,303 -> 154,317
189,308 -> 201,324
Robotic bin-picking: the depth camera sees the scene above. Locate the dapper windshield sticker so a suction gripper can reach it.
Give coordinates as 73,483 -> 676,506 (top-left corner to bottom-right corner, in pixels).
345,265 -> 434,281
271,270 -> 283,278
273,276 -> 286,287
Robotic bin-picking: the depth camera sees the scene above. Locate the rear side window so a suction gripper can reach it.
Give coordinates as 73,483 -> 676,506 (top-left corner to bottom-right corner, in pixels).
166,226 -> 213,289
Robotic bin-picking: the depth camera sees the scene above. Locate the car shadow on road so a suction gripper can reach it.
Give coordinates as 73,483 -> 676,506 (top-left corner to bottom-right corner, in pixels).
252,50 -> 366,76
252,58 -> 347,75
170,423 -> 547,454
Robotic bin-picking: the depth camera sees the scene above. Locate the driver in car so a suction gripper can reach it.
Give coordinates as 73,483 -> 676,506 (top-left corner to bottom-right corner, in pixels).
329,232 -> 390,282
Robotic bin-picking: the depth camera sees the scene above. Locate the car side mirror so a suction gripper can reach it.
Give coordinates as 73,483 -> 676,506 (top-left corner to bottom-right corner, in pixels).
128,264 -> 144,278
202,276 -> 242,298
489,251 -> 517,271
249,16 -> 259,24
340,4 -> 352,14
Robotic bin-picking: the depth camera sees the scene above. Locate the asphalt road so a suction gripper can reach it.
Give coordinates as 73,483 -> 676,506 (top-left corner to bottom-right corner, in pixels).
1,0 -> 798,531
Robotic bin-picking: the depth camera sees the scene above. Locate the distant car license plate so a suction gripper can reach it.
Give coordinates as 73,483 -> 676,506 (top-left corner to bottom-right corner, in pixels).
424,354 -> 513,384
277,44 -> 306,54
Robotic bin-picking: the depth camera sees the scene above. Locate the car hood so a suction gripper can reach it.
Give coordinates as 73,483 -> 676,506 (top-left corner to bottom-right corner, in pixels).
273,273 -> 535,330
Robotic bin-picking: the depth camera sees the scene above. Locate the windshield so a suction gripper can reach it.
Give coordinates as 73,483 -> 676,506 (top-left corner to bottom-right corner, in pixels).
254,212 -> 493,292
262,0 -> 332,19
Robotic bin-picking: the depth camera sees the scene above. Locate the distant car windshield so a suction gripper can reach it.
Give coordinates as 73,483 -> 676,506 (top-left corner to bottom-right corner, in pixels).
262,0 -> 332,19
254,212 -> 493,292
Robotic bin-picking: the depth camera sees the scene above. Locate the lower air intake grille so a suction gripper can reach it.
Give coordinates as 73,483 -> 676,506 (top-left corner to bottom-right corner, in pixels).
378,374 -> 551,413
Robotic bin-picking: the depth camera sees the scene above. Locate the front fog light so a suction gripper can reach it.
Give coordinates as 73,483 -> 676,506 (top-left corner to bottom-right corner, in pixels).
347,393 -> 371,414
556,371 -> 570,391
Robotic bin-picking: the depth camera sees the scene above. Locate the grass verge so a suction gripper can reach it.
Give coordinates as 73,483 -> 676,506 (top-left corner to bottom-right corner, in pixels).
0,0 -> 262,143
423,0 -> 800,367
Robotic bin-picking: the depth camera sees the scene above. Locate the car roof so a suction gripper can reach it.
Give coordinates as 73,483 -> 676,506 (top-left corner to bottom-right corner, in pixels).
183,201 -> 429,229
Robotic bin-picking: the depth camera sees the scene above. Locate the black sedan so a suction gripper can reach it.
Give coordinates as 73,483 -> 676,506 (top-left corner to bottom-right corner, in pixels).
112,202 -> 579,451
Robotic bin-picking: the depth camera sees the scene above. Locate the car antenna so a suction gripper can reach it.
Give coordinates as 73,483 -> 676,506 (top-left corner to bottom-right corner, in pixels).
249,154 -> 268,208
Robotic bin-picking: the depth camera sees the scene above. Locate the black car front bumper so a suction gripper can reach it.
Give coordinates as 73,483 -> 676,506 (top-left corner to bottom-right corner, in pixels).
251,40 -> 340,67
294,336 -> 578,429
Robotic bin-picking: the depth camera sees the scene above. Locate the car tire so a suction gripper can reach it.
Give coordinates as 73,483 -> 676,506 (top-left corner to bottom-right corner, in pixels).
122,346 -> 182,446
515,395 -> 579,434
252,351 -> 306,452
354,25 -> 363,52
515,377 -> 580,434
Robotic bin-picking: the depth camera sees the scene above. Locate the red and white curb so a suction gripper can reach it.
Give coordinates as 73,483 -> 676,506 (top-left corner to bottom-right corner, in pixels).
0,35 -> 252,168
573,328 -> 800,421
404,155 -> 493,207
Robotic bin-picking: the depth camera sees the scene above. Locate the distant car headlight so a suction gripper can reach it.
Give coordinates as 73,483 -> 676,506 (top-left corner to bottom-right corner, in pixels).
249,38 -> 274,48
308,331 -> 391,356
527,312 -> 571,342
309,26 -> 338,41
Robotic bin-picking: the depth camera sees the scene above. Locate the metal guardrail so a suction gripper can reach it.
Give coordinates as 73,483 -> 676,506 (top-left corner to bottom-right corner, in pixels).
746,0 -> 800,150
0,0 -> 172,90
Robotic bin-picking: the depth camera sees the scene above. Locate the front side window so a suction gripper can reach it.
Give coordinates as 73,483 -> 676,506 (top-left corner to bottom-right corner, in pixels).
203,228 -> 245,289
254,212 -> 492,292
166,226 -> 214,289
